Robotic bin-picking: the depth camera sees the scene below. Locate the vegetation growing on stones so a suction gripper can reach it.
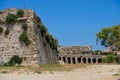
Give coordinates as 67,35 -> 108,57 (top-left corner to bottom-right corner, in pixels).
19,32 -> 31,46
0,27 -> 3,34
41,25 -> 48,36
19,23 -> 31,46
36,16 -> 58,51
96,25 -> 120,51
17,9 -> 24,18
22,23 -> 28,32
4,55 -> 22,66
4,29 -> 10,35
5,13 -> 17,24
45,34 -> 58,50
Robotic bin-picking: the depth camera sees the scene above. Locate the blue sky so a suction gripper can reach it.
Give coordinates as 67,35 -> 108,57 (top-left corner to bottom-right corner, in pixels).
0,0 -> 120,50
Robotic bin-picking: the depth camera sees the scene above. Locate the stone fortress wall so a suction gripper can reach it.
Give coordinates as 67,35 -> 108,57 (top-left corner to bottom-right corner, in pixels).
58,46 -> 102,64
0,8 -> 58,65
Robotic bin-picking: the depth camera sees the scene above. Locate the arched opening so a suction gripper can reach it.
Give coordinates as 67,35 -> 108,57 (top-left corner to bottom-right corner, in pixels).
59,57 -> 61,61
72,57 -> 76,64
67,57 -> 71,64
92,58 -> 96,64
82,57 -> 86,63
77,57 -> 81,63
98,58 -> 102,63
88,58 -> 91,63
62,57 -> 66,63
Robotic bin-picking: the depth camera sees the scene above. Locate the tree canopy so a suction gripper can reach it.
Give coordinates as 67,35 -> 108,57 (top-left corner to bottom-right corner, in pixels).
96,25 -> 120,51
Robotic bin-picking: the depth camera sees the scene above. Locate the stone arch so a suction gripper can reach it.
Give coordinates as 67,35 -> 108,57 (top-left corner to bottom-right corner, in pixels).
77,57 -> 81,63
82,57 -> 86,63
98,58 -> 102,63
67,57 -> 71,64
72,57 -> 76,64
62,57 -> 66,63
92,58 -> 96,64
88,58 -> 91,63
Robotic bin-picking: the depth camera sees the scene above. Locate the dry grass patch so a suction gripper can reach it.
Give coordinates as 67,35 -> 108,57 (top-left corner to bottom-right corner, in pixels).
0,64 -> 89,74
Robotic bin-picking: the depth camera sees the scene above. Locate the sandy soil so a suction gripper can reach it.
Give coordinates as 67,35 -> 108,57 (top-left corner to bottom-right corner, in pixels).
0,64 -> 120,80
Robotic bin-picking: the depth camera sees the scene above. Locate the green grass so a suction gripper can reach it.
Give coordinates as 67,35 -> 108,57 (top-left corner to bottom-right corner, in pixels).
1,71 -> 8,74
113,73 -> 120,76
36,71 -> 42,74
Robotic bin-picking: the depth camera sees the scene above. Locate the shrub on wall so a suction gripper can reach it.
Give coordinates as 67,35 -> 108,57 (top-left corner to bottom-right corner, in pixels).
4,29 -> 10,35
4,55 -> 22,66
0,27 -> 3,33
45,34 -> 58,51
19,32 -> 31,46
41,25 -> 48,36
22,23 -> 28,32
5,13 -> 17,24
17,10 -> 24,18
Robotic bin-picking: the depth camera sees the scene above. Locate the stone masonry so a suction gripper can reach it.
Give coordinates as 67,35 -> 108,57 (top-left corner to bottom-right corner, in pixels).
0,8 -> 58,65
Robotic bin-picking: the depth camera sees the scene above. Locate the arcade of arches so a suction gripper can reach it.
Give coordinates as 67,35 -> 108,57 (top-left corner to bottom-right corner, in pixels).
58,56 -> 102,64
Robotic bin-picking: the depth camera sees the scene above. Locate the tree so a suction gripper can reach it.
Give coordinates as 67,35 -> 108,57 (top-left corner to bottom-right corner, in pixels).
96,25 -> 120,51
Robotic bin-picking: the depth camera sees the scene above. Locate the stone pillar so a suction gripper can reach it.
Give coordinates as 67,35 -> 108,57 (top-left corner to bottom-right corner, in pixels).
60,57 -> 62,61
96,58 -> 98,64
65,57 -> 67,64
70,57 -> 73,64
86,58 -> 88,64
75,57 -> 78,64
81,57 -> 83,63
91,58 -> 93,64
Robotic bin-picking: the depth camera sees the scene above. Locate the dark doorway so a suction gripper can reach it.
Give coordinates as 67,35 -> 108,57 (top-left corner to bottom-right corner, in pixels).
92,58 -> 96,64
83,57 -> 86,63
59,57 -> 61,61
67,57 -> 71,64
77,57 -> 81,63
62,57 -> 66,63
72,57 -> 76,64
98,58 -> 102,63
88,58 -> 91,63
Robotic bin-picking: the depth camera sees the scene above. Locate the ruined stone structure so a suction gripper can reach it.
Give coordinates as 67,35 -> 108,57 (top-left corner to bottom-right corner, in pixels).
0,8 -> 58,65
58,46 -> 102,64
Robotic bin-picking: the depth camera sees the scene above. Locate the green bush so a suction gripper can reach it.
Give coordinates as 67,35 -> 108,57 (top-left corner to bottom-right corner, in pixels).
0,27 -> 3,33
22,23 -> 28,31
4,29 -> 10,35
45,34 -> 58,50
41,25 -> 48,36
4,55 -> 22,66
5,13 -> 17,24
102,54 -> 115,63
17,10 -> 24,18
115,56 -> 120,64
19,32 -> 31,46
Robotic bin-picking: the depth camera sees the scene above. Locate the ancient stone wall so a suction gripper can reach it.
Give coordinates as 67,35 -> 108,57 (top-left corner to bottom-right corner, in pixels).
0,8 -> 58,65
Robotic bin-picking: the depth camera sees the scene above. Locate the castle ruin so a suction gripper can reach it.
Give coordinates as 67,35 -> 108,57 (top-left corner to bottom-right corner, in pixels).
58,46 -> 102,64
0,8 -> 58,65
